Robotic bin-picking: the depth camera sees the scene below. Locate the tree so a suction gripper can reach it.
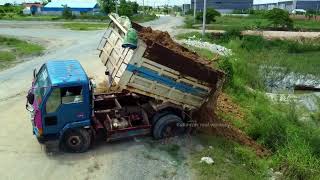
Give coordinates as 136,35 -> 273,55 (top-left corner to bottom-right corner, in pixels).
129,1 -> 139,14
266,8 -> 293,29
62,5 -> 74,19
306,10 -> 316,20
118,0 -> 133,17
99,0 -> 116,14
196,8 -> 221,23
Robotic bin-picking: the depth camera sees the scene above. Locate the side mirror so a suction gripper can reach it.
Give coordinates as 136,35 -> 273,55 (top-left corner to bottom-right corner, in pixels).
33,68 -> 37,79
27,92 -> 35,105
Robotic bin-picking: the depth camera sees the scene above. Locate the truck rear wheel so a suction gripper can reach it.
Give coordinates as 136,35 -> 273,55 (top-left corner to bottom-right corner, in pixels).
153,114 -> 184,140
61,129 -> 91,153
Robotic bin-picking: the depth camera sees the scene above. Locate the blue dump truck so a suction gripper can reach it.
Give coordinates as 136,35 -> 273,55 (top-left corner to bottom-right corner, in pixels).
26,14 -> 224,152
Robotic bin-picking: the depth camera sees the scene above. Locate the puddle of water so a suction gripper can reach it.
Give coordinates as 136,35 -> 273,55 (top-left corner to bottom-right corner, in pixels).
261,66 -> 320,111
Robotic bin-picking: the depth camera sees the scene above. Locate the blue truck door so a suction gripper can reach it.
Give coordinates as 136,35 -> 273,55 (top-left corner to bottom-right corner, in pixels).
43,85 -> 89,135
43,88 -> 61,134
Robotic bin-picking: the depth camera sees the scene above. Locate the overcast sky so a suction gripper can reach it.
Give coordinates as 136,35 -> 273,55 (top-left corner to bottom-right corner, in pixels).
133,0 -> 191,6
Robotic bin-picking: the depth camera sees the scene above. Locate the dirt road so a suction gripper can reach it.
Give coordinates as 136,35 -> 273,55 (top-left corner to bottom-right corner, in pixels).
180,29 -> 320,39
0,16 -> 197,180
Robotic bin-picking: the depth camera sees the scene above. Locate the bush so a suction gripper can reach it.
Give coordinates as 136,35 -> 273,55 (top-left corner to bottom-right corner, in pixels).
247,106 -> 288,151
196,8 -> 221,23
218,57 -> 234,87
234,146 -> 268,176
220,28 -> 242,42
265,8 -> 293,30
250,10 -> 268,17
62,6 -> 74,19
275,134 -> 320,179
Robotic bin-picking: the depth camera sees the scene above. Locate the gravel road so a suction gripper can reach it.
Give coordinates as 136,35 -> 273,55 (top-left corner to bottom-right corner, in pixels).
0,16 -> 198,180
179,29 -> 320,40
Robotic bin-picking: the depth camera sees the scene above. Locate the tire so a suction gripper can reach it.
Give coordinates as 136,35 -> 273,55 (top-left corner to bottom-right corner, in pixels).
151,111 -> 170,126
153,114 -> 184,140
61,129 -> 91,153
36,136 -> 45,144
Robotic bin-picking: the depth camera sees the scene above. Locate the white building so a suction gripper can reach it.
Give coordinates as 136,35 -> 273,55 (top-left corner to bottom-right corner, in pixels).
0,0 -> 42,5
42,0 -> 100,15
253,0 -> 320,11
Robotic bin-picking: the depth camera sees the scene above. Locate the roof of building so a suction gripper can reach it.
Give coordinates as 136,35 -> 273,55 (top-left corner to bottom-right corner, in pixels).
0,0 -> 42,5
46,60 -> 88,86
44,0 -> 98,8
254,0 -> 320,5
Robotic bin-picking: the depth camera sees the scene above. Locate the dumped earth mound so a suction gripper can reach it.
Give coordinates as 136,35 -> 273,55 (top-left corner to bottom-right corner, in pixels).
217,93 -> 244,120
195,93 -> 270,157
138,27 -> 210,66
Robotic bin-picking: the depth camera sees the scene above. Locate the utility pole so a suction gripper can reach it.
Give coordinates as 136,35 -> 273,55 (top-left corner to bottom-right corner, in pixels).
143,0 -> 145,15
202,0 -> 207,37
115,0 -> 118,14
193,0 -> 197,23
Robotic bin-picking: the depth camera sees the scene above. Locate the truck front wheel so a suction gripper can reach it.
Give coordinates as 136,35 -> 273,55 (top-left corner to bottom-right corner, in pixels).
61,129 -> 91,153
153,114 -> 184,140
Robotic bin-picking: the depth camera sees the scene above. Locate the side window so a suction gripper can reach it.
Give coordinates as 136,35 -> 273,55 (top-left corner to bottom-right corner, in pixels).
61,86 -> 83,104
46,88 -> 61,113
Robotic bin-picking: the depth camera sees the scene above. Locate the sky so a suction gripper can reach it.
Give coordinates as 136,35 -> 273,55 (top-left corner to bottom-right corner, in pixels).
132,0 -> 190,6
0,0 -> 191,6
4,0 -> 318,6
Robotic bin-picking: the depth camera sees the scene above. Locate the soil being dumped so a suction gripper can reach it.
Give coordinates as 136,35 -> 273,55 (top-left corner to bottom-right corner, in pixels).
138,27 -> 210,67
195,93 -> 270,157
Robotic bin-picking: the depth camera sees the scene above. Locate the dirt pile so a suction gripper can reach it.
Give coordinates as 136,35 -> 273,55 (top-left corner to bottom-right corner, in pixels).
217,93 -> 244,120
195,93 -> 270,157
138,27 -> 212,67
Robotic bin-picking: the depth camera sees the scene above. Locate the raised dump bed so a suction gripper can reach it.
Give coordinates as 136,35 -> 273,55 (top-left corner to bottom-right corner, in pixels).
98,14 -> 224,110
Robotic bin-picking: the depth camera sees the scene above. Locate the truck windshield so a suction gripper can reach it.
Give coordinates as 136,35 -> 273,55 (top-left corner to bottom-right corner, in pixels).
34,66 -> 50,105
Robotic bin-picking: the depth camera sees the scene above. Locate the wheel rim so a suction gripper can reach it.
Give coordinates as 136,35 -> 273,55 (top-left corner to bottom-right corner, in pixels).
163,126 -> 173,137
67,135 -> 81,148
163,122 -> 183,138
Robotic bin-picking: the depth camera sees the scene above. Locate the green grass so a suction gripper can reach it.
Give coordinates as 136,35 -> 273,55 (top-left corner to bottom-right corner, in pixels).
206,16 -> 269,31
0,15 -> 60,21
0,51 -> 15,62
192,135 -> 268,180
186,46 -> 217,60
62,23 -> 107,31
184,15 -> 320,31
159,144 -> 184,165
0,36 -> 44,70
177,31 -> 320,179
177,31 -> 320,77
131,14 -> 159,23
0,14 -> 110,21
294,19 -> 320,31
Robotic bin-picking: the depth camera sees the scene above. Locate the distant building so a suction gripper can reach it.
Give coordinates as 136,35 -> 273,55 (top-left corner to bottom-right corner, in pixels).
0,1 -> 43,14
0,0 -> 42,6
182,4 -> 191,14
253,0 -> 320,12
42,1 -> 100,15
191,0 -> 253,14
23,2 -> 42,15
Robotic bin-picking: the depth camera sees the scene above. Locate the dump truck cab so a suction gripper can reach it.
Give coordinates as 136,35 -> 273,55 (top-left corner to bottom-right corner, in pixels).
27,60 -> 92,143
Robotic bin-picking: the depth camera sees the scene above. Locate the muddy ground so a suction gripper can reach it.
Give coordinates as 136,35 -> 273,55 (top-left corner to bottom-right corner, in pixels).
0,17 -> 203,180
